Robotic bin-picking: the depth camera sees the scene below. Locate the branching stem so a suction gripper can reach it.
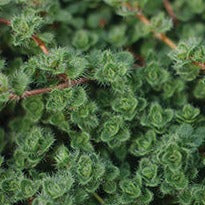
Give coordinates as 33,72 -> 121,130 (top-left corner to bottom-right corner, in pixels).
0,17 -> 76,100
123,3 -> 205,70
124,4 -> 177,49
136,11 -> 177,49
9,78 -> 89,100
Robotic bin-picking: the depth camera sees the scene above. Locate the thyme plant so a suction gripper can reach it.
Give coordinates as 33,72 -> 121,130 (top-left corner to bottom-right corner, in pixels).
1,0 -> 205,204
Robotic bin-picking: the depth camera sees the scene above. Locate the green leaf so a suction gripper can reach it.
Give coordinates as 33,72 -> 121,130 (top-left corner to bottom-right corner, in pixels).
46,88 -> 72,112
72,30 -> 98,51
100,115 -> 123,142
32,48 -> 68,75
138,158 -> 159,187
111,93 -> 138,120
11,9 -> 43,46
43,171 -> 74,199
144,62 -> 170,91
119,177 -> 141,203
160,143 -> 183,170
20,179 -> 39,198
194,79 -> 205,99
103,180 -> 117,194
54,145 -> 70,169
130,130 -> 156,156
148,12 -> 173,33
141,103 -> 173,133
77,155 -> 93,185
176,104 -> 200,124
22,96 -> 44,122
164,168 -> 188,190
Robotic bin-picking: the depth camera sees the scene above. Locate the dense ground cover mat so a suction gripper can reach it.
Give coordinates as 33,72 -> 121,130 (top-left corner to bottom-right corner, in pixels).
1,0 -> 205,204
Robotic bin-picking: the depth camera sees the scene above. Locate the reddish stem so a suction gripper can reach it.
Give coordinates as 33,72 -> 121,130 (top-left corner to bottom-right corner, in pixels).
32,35 -> 49,55
0,18 -> 10,26
127,48 -> 145,67
135,11 -> 177,49
163,0 -> 178,25
99,19 -> 107,28
123,3 -> 177,49
9,78 -> 89,100
28,197 -> 34,205
123,3 -> 205,71
193,61 -> 205,70
0,17 -> 71,98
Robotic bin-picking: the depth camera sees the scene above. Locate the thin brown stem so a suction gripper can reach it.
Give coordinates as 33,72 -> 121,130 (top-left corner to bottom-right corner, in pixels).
0,18 -> 10,26
123,3 -> 177,49
193,61 -> 205,71
0,18 -> 70,82
57,73 -> 70,84
154,32 -> 177,49
99,19 -> 107,28
135,11 -> 150,25
32,35 -> 49,55
0,17 -> 72,101
123,3 -> 205,71
163,0 -> 178,25
9,78 -> 89,100
0,18 -> 70,79
127,48 -> 145,67
135,11 -> 177,49
28,197 -> 34,205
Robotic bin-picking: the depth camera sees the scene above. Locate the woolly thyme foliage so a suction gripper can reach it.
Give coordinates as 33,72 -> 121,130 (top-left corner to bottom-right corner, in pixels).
22,96 -> 44,122
194,78 -> 205,99
102,162 -> 119,194
32,48 -> 68,74
46,88 -> 73,112
42,170 -> 74,199
1,175 -> 40,203
100,114 -> 129,147
0,0 -> 10,6
169,38 -> 205,81
176,104 -> 201,124
144,60 -> 170,91
94,50 -> 132,87
72,30 -> 98,51
15,0 -> 52,10
13,127 -> 55,169
10,70 -> 30,96
0,73 -> 10,108
111,92 -> 138,120
141,103 -> 174,134
75,153 -> 105,192
129,130 -> 156,157
147,12 -> 173,33
138,158 -> 159,187
10,9 -> 43,46
2,0 -> 205,205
